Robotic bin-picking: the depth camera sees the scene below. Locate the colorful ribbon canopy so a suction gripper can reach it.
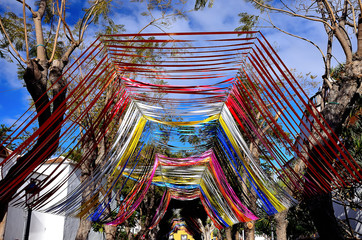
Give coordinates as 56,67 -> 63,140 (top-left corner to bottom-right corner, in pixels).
0,32 -> 360,229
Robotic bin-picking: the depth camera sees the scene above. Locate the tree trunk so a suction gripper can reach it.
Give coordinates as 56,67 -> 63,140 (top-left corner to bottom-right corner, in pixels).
33,0 -> 47,61
243,145 -> 259,240
274,210 -> 288,240
234,230 -> 240,240
104,224 -> 117,240
306,193 -> 344,240
135,185 -> 157,239
357,15 -> 362,58
0,0 -> 77,223
217,230 -> 222,240
225,227 -> 233,240
300,55 -> 362,239
75,132 -> 98,240
0,57 -> 67,220
244,221 -> 255,240
0,212 -> 6,240
75,219 -> 92,240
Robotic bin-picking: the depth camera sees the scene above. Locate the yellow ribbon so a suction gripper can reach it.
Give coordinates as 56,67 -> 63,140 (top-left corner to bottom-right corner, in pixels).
219,115 -> 286,212
112,116 -> 147,175
144,114 -> 219,126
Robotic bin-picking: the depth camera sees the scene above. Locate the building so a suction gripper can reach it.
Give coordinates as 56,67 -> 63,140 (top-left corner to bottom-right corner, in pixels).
0,150 -> 105,240
1,154 -> 81,240
170,228 -> 195,240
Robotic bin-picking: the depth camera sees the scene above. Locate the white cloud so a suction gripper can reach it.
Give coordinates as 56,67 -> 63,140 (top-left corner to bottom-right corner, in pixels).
0,59 -> 23,88
103,0 -> 335,83
2,117 -> 17,126
0,0 -> 36,15
1,0 -> 348,125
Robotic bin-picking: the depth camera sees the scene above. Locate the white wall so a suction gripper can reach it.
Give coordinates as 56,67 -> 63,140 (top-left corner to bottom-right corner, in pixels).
3,160 -> 83,240
3,207 -> 25,240
333,193 -> 362,238
29,211 -> 64,240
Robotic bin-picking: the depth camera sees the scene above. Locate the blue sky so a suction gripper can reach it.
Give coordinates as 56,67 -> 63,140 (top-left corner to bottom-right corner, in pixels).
0,0 -> 348,128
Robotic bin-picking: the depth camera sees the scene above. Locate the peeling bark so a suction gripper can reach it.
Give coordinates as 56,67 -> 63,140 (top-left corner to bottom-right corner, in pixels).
274,211 -> 288,240
197,218 -> 215,240
244,145 -> 258,240
244,220 -> 255,240
225,227 -> 232,240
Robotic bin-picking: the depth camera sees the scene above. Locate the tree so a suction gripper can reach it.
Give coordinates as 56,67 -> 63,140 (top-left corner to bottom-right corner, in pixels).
194,0 -> 362,239
0,1 -> 190,236
230,1 -> 362,239
0,0 -> 125,224
197,218 -> 215,240
0,125 -> 13,149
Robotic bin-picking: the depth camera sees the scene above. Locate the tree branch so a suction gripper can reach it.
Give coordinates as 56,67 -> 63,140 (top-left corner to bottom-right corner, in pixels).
322,0 -> 337,25
358,0 -> 362,15
23,0 -> 30,61
15,0 -> 36,15
33,0 -> 47,62
49,0 -> 65,63
249,0 -> 333,29
0,17 -> 26,63
346,0 -> 358,33
342,200 -> 356,238
280,0 -> 296,13
61,41 -> 79,65
318,0 -> 353,63
335,25 -> 353,63
340,0 -> 349,26
37,0 -> 46,17
266,13 -> 327,67
60,8 -> 75,43
8,46 -> 26,70
79,0 -> 100,42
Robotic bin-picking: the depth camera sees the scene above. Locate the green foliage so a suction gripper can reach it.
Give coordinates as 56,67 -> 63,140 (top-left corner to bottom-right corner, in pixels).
253,203 -> 317,239
330,63 -> 345,81
255,216 -> 274,236
101,23 -> 126,35
235,12 -> 259,32
84,0 -> 114,25
0,124 -> 16,150
194,0 -> 214,10
0,12 -> 34,61
0,124 -> 35,151
35,0 -> 55,24
1,2 -> 71,78
62,146 -> 83,162
91,221 -> 105,232
290,69 -> 319,97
